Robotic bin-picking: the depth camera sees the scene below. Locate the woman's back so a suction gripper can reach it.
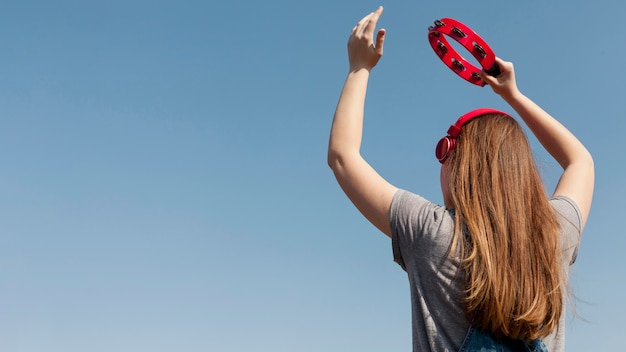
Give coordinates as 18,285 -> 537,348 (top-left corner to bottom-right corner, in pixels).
390,191 -> 582,351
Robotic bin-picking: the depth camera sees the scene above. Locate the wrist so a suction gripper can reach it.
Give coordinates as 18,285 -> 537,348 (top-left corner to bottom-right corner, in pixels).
348,65 -> 373,75
345,68 -> 372,85
500,87 -> 523,103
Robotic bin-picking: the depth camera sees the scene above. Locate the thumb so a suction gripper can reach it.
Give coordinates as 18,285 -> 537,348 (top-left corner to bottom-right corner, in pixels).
375,28 -> 386,54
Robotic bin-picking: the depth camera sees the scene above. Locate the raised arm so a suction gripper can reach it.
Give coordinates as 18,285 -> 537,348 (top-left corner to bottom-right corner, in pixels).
480,58 -> 594,228
327,7 -> 397,237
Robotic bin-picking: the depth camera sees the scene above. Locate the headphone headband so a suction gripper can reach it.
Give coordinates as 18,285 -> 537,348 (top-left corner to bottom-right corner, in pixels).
436,108 -> 512,163
447,108 -> 511,137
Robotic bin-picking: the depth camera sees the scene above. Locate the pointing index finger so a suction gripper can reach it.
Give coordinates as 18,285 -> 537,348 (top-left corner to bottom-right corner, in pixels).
365,6 -> 384,31
354,6 -> 383,36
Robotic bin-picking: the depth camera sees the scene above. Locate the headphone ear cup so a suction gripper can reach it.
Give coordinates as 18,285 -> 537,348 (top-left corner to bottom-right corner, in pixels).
436,136 -> 456,163
447,137 -> 456,156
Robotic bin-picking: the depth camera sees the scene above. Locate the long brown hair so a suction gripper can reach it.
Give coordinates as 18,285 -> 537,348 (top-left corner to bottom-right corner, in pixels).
447,114 -> 564,341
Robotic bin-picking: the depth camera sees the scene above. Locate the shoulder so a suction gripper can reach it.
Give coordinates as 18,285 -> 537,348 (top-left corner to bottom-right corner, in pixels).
390,190 -> 455,263
390,190 -> 451,233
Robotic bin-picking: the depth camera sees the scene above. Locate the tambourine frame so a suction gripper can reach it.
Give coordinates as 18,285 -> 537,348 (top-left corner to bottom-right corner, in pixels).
428,18 -> 500,86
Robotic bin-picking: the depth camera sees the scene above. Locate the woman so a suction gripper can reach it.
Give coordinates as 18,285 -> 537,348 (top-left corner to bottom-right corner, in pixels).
327,7 -> 594,352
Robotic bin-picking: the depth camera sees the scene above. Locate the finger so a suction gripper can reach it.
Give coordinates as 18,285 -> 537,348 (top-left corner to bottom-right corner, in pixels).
375,28 -> 386,55
363,6 -> 384,35
354,13 -> 374,37
369,6 -> 384,24
478,71 -> 496,86
358,8 -> 378,25
350,24 -> 358,38
494,57 -> 507,66
494,57 -> 513,74
351,13 -> 371,37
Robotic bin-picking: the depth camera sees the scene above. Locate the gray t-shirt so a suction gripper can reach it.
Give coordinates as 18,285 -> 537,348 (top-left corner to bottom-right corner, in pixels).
390,189 -> 582,352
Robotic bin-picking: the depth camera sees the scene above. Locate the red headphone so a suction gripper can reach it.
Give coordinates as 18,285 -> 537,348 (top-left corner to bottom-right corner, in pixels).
436,108 -> 512,163
428,18 -> 500,86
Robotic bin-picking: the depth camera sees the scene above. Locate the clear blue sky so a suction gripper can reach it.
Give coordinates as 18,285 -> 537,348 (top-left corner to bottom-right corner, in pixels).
1,1 -> 623,351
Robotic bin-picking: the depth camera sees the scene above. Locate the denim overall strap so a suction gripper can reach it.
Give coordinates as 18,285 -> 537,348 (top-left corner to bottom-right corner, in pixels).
458,326 -> 548,352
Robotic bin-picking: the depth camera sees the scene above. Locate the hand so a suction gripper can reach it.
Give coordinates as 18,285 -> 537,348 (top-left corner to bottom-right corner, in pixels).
478,57 -> 520,98
347,6 -> 386,72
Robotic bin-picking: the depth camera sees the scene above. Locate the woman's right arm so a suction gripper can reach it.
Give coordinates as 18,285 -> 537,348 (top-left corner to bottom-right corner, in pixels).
480,58 -> 594,228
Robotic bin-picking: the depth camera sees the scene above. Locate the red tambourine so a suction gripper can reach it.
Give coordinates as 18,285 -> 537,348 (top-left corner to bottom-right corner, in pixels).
428,18 -> 500,86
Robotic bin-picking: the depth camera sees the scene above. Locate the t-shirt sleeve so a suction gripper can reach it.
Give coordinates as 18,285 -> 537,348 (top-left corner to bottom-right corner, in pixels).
390,189 -> 451,271
550,195 -> 583,265
390,190 -> 416,271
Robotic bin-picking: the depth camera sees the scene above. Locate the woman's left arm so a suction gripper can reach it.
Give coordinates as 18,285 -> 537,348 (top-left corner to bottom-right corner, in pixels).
327,7 -> 398,237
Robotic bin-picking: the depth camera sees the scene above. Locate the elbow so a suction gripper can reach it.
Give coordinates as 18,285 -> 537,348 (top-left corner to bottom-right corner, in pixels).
578,149 -> 595,171
586,151 -> 595,177
587,149 -> 594,165
327,149 -> 342,171
562,148 -> 595,176
560,147 -> 594,171
586,150 -> 595,170
327,147 -> 356,173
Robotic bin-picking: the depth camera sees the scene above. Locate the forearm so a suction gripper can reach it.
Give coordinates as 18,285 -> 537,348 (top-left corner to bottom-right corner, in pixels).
501,89 -> 592,169
501,88 -> 594,225
327,66 -> 397,236
327,69 -> 371,166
